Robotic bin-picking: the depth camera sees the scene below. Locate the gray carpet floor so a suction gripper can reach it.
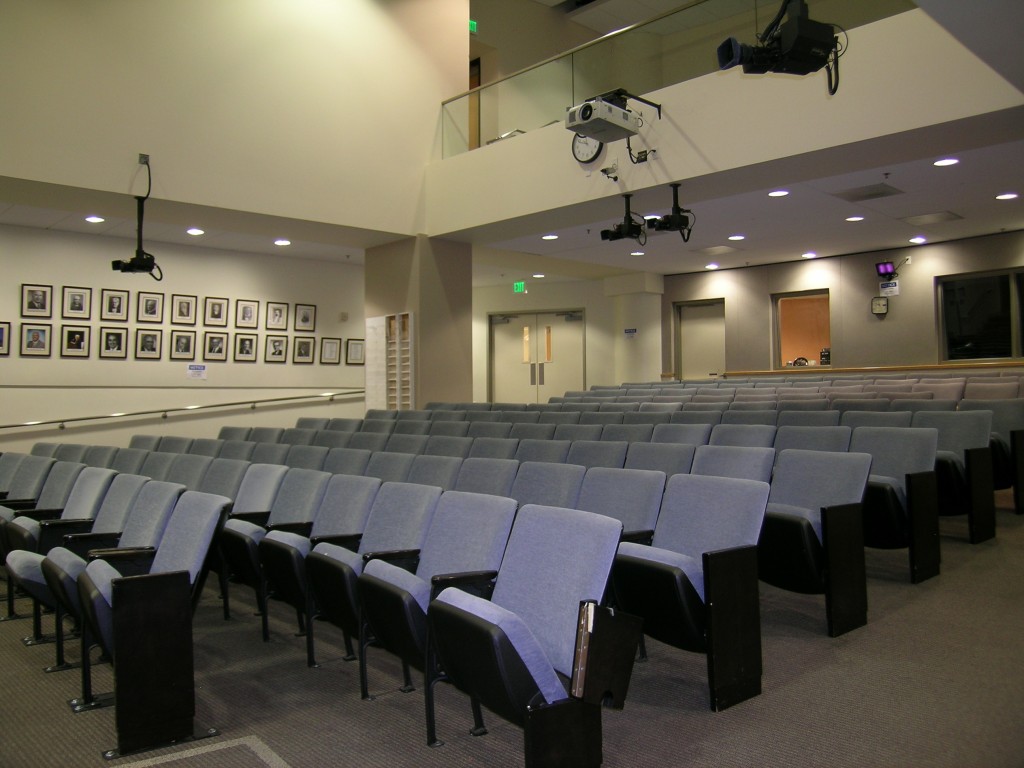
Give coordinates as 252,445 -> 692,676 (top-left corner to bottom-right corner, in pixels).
2,493 -> 1023,767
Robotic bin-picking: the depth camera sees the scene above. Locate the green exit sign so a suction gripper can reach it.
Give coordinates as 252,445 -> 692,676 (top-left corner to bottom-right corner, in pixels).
469,19 -> 478,34
513,281 -> 525,293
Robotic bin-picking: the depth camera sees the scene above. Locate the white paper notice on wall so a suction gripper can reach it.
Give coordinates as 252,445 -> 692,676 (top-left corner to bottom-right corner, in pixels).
879,281 -> 900,297
187,364 -> 208,380
624,328 -> 637,340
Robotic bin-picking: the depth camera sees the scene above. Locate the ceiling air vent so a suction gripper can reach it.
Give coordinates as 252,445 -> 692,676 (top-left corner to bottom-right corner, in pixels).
902,211 -> 963,226
830,183 -> 904,203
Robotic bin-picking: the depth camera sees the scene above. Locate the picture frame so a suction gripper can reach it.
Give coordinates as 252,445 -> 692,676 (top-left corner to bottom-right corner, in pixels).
345,338 -> 365,365
170,330 -> 196,361
266,302 -> 289,330
135,329 -> 162,360
21,284 -> 52,318
171,294 -> 198,325
204,297 -> 229,327
294,303 -> 317,332
100,289 -> 129,322
234,333 -> 258,362
320,337 -> 342,365
62,286 -> 92,320
265,334 -> 288,363
235,299 -> 259,329
20,323 -> 51,357
0,321 -> 9,356
99,327 -> 128,359
137,291 -> 164,323
203,331 -> 229,361
293,336 -> 315,364
60,324 -> 90,358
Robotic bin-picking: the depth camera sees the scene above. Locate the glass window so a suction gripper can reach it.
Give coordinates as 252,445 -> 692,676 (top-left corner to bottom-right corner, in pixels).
941,274 -> 1011,360
776,292 -> 830,369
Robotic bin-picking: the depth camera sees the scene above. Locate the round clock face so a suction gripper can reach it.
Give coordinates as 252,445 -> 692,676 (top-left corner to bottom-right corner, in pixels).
572,133 -> 603,164
871,296 -> 889,315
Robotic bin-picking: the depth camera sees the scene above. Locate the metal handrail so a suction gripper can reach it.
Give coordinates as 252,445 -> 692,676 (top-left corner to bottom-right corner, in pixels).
0,388 -> 366,432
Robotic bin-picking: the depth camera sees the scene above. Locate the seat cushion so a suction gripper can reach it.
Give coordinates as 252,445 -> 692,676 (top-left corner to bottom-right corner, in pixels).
363,558 -> 431,613
617,541 -> 705,601
765,502 -> 821,542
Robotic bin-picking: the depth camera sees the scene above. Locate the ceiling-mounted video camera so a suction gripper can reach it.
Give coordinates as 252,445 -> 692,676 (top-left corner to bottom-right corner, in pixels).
600,194 -> 646,243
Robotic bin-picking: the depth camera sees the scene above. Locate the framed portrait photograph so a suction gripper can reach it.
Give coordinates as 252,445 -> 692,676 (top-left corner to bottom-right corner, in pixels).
0,321 -> 9,356
203,331 -> 228,361
60,324 -> 90,358
204,297 -> 229,327
234,333 -> 258,362
100,289 -> 129,322
62,286 -> 92,320
265,334 -> 288,363
170,330 -> 196,361
294,303 -> 316,332
99,327 -> 128,359
135,328 -> 162,360
320,337 -> 342,365
235,299 -> 259,329
20,323 -> 52,357
137,291 -> 164,323
266,302 -> 289,330
171,294 -> 198,325
21,284 -> 53,319
293,336 -> 315,364
345,338 -> 365,365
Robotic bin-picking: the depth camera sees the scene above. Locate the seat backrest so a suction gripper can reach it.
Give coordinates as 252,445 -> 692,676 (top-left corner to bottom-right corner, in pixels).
60,467 -> 117,522
963,380 -> 1020,399
653,473 -> 770,564
327,417 -> 364,432
218,440 -> 257,460
500,410 -> 541,424
110,447 -> 149,474
360,419 -> 397,434
776,409 -> 841,426
831,398 -> 891,412
514,439 -> 571,464
38,462 -> 87,512
720,410 -> 778,426
466,421 -> 513,439
309,474 -> 382,539
622,411 -> 671,426
601,423 -> 654,442
165,453 -> 214,489
669,410 -> 722,426
157,436 -> 194,453
232,463 -> 288,515
428,420 -> 471,437
364,451 -> 416,483
776,398 -> 830,411
911,410 -> 992,460
0,452 -> 27,492
566,440 -> 628,469
407,455 -> 463,490
53,443 -> 90,462
197,458 -> 250,499
849,426 -> 939,489
491,505 -> 622,678
249,441 -> 290,465
576,467 -> 666,533
623,442 -> 695,476
384,433 -> 429,454
467,437 -> 519,459
912,381 -> 965,401
579,411 -> 624,425
89,474 -> 149,534
691,445 -> 775,483
652,422 -> 712,445
295,417 -> 330,430
249,427 -> 285,443
313,430 -> 353,448
768,449 -> 873,511
553,424 -> 603,441
118,481 -> 187,548
393,420 -> 431,435
959,398 -> 1024,443
395,409 -> 432,422
509,422 -> 557,440
454,457 -> 520,496
129,434 -> 161,451
284,444 -> 328,470
773,425 -> 852,454
187,438 -> 224,457
709,424 -> 777,447
840,411 -> 912,428
415,491 -> 518,581
139,451 -> 177,480
150,491 -> 232,583
31,443 -> 59,457
537,411 -> 581,425
217,426 -> 252,441
281,427 -> 318,446
346,432 -> 390,452
357,482 -> 443,554
323,447 -> 373,476
267,468 -> 331,526
4,455 -> 54,500
423,435 -> 474,458
509,461 -> 586,508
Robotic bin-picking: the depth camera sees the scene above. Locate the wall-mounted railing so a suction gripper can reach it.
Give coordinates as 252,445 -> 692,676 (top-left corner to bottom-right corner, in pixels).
442,0 -> 912,158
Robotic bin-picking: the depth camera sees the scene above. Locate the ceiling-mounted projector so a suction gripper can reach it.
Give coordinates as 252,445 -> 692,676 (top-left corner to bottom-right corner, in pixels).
565,99 -> 641,142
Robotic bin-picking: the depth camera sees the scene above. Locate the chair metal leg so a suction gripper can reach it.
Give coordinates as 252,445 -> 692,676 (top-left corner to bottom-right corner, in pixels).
469,697 -> 487,736
424,640 -> 444,747
359,613 -> 374,700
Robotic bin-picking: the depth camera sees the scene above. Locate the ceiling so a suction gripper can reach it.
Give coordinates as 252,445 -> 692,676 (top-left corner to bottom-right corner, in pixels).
1,1 -> 1021,288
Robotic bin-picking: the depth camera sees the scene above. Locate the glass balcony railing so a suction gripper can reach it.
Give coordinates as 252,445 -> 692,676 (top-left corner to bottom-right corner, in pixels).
442,0 -> 914,158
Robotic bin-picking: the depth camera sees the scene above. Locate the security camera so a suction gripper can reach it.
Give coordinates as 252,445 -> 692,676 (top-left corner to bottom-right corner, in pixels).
112,252 -> 156,273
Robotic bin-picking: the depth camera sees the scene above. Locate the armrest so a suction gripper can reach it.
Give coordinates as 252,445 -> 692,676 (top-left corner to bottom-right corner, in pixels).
37,518 -> 96,553
87,546 -> 157,578
620,529 -> 654,545
310,532 -> 361,551
61,531 -> 122,558
3,499 -> 43,511
229,510 -> 271,527
267,521 -> 313,536
15,507 -> 67,522
362,548 -> 420,573
430,569 -> 497,601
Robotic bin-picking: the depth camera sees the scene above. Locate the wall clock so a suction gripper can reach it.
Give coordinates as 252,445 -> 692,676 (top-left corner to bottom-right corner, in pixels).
871,296 -> 889,316
571,133 -> 603,164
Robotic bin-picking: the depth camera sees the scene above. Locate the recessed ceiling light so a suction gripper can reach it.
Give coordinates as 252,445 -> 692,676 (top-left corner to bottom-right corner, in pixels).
845,215 -> 864,222
84,215 -> 105,224
728,234 -> 745,241
532,273 -> 545,278
933,158 -> 959,167
274,239 -> 291,246
996,192 -> 1018,201
186,228 -> 205,236
631,251 -> 644,256
541,234 -> 558,240
801,252 -> 817,259
909,236 -> 927,244
705,263 -> 719,270
768,190 -> 789,198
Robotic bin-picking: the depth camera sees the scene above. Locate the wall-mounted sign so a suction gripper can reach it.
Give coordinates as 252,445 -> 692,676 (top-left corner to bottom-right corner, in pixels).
513,281 -> 525,293
879,280 -> 900,296
624,328 -> 637,340
187,364 -> 207,380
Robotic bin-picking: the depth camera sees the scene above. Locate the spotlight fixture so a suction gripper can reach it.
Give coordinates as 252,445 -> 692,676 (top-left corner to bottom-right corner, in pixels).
111,154 -> 163,280
649,183 -> 695,242
875,261 -> 896,278
717,0 -> 843,94
600,194 -> 646,244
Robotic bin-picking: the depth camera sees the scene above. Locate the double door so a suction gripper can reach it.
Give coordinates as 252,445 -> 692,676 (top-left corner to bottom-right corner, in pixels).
491,311 -> 584,404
